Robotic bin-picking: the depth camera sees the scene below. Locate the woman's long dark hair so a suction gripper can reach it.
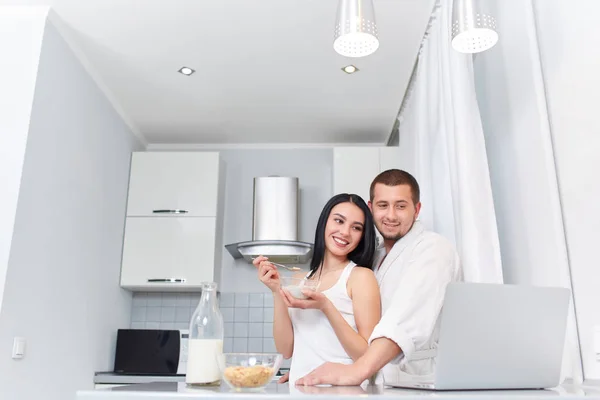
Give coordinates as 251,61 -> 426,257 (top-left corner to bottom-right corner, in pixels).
307,193 -> 376,279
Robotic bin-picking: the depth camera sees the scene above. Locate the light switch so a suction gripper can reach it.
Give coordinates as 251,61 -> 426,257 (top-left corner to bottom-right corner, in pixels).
12,337 -> 26,359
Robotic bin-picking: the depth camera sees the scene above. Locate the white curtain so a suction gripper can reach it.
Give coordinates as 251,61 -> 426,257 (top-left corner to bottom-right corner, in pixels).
523,0 -> 583,384
396,0 -> 583,383
396,0 -> 503,284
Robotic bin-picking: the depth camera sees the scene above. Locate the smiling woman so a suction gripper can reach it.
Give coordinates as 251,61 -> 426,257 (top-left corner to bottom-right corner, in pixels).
253,193 -> 382,385
306,194 -> 376,279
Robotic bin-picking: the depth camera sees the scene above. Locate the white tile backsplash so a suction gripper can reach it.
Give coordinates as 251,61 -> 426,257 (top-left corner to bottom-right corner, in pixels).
234,307 -> 249,322
130,292 -> 278,354
133,293 -> 147,307
248,338 -> 263,352
190,294 -> 201,306
263,308 -> 274,323
233,338 -> 248,352
249,293 -> 264,307
220,293 -> 235,307
175,322 -> 189,330
224,337 -> 234,353
131,307 -> 146,322
160,307 -> 176,322
248,323 -> 263,338
222,307 -> 234,322
224,322 -> 234,337
175,307 -> 192,322
263,323 -> 273,338
263,338 -> 277,353
249,308 -> 263,322
146,293 -> 162,307
175,293 -> 191,307
146,307 -> 161,322
264,294 -> 274,307
161,295 -> 178,307
234,293 -> 249,307
234,322 -> 248,337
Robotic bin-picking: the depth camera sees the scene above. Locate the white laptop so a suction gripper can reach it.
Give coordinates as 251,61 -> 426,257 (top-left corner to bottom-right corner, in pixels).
388,282 -> 571,391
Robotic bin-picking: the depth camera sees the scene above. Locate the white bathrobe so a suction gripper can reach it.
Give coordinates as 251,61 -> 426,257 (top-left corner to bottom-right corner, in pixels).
369,221 -> 462,383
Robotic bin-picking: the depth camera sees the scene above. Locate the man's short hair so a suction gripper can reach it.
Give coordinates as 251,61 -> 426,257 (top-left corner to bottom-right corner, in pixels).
369,169 -> 420,204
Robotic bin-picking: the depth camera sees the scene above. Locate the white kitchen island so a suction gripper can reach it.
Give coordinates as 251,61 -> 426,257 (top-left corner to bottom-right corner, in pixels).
77,381 -> 600,400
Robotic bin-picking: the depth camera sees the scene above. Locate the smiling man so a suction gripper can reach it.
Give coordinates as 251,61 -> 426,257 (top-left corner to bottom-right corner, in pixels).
296,169 -> 463,386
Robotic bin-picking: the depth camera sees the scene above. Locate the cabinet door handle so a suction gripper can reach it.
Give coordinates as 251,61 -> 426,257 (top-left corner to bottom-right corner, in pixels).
147,278 -> 187,283
152,210 -> 189,214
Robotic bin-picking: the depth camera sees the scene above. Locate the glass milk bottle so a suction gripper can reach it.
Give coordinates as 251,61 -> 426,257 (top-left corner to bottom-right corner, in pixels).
186,282 -> 224,386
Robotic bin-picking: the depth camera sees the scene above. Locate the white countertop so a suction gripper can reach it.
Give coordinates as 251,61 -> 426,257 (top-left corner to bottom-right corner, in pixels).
94,373 -> 186,385
77,381 -> 600,400
93,370 -> 290,385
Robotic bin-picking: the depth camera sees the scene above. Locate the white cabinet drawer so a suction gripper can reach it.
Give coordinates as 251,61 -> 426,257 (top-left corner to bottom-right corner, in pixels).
126,152 -> 220,217
120,217 -> 217,291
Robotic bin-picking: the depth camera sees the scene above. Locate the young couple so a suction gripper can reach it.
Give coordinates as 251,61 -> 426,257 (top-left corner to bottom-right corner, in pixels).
253,169 -> 462,386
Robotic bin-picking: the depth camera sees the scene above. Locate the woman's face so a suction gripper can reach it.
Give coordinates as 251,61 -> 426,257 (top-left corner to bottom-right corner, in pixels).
323,201 -> 365,258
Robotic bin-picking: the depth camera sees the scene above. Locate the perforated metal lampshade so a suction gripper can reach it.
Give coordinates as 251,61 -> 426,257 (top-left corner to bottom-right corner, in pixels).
451,0 -> 498,53
333,0 -> 379,58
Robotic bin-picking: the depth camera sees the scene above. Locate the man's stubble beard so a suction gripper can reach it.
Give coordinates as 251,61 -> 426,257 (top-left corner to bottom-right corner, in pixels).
378,219 -> 416,242
382,233 -> 403,241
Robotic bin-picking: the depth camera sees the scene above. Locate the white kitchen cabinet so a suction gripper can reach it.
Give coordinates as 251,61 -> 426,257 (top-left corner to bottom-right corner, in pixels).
126,152 -> 220,217
120,151 -> 225,292
333,147 -> 400,203
120,217 -> 220,291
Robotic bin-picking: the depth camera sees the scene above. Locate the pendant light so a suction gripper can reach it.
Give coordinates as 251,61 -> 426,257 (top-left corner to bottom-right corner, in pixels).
451,0 -> 498,53
333,0 -> 379,58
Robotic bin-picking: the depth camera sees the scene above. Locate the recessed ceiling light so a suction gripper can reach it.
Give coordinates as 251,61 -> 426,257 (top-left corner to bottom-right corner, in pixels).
178,67 -> 195,76
342,65 -> 359,74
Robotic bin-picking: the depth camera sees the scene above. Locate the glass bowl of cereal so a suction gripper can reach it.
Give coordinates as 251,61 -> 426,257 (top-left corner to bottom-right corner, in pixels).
217,353 -> 283,391
280,277 -> 320,299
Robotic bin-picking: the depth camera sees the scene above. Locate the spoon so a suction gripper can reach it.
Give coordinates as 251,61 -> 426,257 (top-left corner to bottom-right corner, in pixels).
251,258 -> 302,272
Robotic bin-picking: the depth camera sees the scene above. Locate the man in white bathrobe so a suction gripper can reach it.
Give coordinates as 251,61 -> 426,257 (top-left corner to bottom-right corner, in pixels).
296,169 -> 462,386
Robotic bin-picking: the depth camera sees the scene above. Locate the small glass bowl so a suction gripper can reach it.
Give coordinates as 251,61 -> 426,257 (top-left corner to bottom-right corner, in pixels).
217,353 -> 283,391
280,277 -> 320,299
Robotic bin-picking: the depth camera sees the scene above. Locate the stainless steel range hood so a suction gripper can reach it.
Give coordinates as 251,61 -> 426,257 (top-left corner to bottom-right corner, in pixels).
225,176 -> 313,264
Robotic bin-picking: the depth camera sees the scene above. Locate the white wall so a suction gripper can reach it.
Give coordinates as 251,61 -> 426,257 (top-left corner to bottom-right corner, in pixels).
533,0 -> 600,380
474,0 -> 598,380
0,6 -> 48,314
0,17 -> 143,400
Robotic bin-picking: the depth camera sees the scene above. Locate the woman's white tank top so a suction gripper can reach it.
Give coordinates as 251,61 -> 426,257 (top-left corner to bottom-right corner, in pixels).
287,261 -> 357,384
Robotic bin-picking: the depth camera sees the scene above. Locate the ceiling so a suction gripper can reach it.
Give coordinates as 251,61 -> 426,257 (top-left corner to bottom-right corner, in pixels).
4,0 -> 435,145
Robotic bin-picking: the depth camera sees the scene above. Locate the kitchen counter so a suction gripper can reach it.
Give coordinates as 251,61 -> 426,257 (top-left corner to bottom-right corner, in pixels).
77,381 -> 600,400
94,370 -> 290,386
94,373 -> 186,385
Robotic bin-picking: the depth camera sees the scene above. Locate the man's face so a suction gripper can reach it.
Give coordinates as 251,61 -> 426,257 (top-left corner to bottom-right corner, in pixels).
369,183 -> 421,242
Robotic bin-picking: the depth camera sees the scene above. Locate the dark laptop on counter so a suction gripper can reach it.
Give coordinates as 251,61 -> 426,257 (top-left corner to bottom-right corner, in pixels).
387,282 -> 570,391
